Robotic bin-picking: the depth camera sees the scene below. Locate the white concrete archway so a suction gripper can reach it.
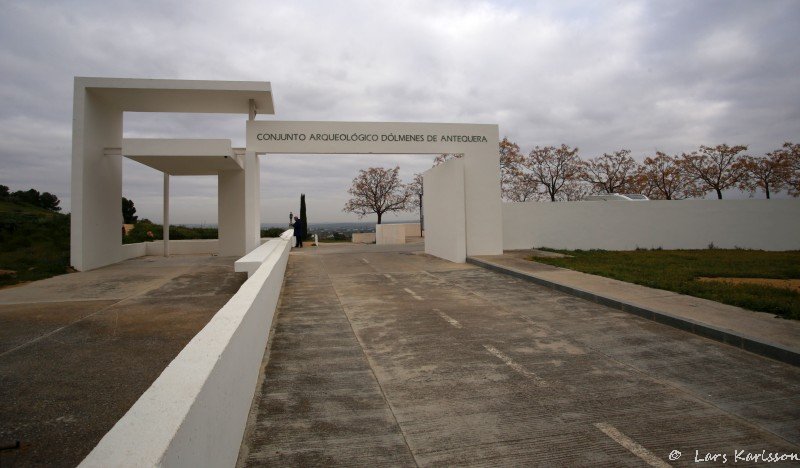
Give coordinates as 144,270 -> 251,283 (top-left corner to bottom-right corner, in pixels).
71,77 -> 273,271
246,121 -> 503,262
71,78 -> 502,270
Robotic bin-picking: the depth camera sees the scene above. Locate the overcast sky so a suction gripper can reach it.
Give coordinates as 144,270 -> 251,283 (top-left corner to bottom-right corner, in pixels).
1,0 -> 798,224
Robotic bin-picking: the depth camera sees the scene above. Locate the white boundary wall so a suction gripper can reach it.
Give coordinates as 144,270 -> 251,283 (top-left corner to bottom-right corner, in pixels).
81,232 -> 292,468
503,199 -> 800,251
120,242 -> 147,260
121,240 -> 219,260
424,159 -> 466,262
352,233 -> 376,243
395,223 -> 422,237
376,224 -> 406,245
146,239 -> 218,256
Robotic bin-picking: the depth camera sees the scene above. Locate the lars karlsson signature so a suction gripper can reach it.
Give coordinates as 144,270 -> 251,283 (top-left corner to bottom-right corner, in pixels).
682,449 -> 800,463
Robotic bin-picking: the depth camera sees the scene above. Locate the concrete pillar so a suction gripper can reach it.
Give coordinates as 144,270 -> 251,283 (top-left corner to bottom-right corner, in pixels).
218,170 -> 247,257
463,142 -> 503,256
70,85 -> 124,271
244,152 -> 261,253
163,173 -> 170,257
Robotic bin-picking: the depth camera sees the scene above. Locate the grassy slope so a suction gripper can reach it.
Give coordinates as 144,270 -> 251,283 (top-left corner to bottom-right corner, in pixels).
532,249 -> 800,320
0,199 -> 71,286
0,200 -> 261,287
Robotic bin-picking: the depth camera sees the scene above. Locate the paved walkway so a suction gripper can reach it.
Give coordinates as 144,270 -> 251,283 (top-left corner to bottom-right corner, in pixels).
240,244 -> 800,466
0,255 -> 246,467
471,251 -> 800,363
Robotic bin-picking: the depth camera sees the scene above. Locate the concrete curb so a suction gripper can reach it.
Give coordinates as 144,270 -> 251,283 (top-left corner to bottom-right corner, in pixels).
467,257 -> 800,368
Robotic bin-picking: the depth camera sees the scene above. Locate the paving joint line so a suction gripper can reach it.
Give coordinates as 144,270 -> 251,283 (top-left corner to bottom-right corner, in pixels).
466,257 -> 800,367
435,264 -> 800,449
329,264 -> 420,467
403,287 -> 423,301
383,264 -> 800,452
483,344 -> 547,386
593,422 -> 671,467
433,308 -> 462,329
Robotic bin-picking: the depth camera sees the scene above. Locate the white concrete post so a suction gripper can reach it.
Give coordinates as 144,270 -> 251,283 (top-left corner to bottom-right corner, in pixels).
244,151 -> 261,253
163,173 -> 170,257
218,170 -> 247,257
463,128 -> 502,256
70,83 -> 124,271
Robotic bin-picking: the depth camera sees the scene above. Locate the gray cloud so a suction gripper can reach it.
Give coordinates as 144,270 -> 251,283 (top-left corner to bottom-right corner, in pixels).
1,0 -> 798,222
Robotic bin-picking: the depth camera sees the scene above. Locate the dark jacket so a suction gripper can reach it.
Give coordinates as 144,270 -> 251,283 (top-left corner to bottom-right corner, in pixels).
291,220 -> 303,238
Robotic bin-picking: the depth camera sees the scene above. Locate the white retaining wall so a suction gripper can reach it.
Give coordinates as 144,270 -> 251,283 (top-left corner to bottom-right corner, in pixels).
352,232 -> 376,244
393,223 -> 422,237
424,159 -> 466,262
503,199 -> 800,251
121,242 -> 147,260
80,231 -> 292,468
147,239 -> 219,256
376,224 -> 406,245
121,239 -> 219,260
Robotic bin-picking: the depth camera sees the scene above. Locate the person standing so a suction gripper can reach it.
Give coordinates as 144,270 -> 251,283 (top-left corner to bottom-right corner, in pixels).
291,216 -> 303,248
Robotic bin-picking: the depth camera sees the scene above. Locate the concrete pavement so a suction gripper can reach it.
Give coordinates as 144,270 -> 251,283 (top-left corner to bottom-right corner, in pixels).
0,255 -> 246,467
469,251 -> 800,366
240,244 -> 800,466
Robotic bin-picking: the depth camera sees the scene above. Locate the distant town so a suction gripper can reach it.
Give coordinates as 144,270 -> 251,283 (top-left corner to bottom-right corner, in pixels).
261,221 -> 417,240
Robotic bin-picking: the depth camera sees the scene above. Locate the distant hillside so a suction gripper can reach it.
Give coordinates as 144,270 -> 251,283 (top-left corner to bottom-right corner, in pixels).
0,199 -> 71,287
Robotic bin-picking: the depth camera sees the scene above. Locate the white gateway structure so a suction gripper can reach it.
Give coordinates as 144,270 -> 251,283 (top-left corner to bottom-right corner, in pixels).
70,77 -> 503,270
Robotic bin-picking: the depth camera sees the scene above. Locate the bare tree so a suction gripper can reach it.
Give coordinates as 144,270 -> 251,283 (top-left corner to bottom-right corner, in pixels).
498,137 -> 527,201
559,180 -> 594,201
682,144 -> 748,199
525,144 -> 583,202
777,142 -> 800,197
739,151 -> 789,199
504,172 -> 541,202
629,165 -> 659,199
407,173 -> 424,229
343,166 -> 410,224
581,149 -> 639,194
638,152 -> 701,200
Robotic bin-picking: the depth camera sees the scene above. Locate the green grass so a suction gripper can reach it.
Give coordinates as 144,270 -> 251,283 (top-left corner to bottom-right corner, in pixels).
531,249 -> 800,320
0,200 -> 71,287
0,199 -> 56,216
0,200 -> 231,287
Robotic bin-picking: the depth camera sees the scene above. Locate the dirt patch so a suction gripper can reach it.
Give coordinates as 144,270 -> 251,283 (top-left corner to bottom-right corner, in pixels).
697,277 -> 800,292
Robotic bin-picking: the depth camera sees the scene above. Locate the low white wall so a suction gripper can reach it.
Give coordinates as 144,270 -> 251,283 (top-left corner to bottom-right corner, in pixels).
81,235 -> 292,468
503,199 -> 800,251
121,242 -> 146,260
236,230 -> 293,276
424,159 -> 466,262
392,223 -> 421,237
121,240 -> 219,259
376,224 -> 406,245
352,232 -> 376,244
146,239 -> 219,256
